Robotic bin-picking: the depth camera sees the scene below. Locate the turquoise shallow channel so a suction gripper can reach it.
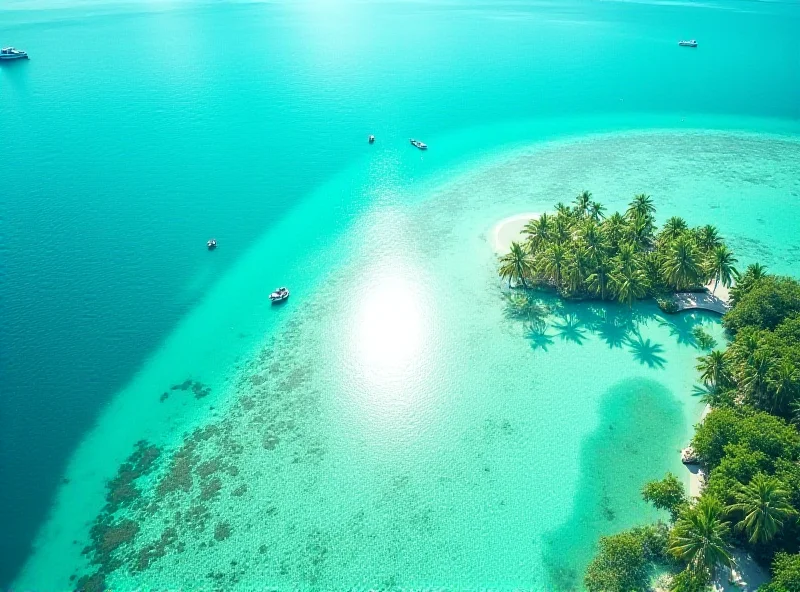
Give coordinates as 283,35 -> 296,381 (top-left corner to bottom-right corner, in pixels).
2,0 -> 800,589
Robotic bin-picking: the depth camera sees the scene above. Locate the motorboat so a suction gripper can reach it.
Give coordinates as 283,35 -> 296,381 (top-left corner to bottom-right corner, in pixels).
0,47 -> 29,60
269,287 -> 290,304
678,40 -> 697,47
368,135 -> 375,144
207,239 -> 217,250
410,138 -> 428,150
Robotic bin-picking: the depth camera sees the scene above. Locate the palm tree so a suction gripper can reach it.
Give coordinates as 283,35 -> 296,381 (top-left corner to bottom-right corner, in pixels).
541,243 -> 567,286
727,474 -> 797,544
742,351 -> 773,407
610,264 -> 648,307
640,251 -> 663,292
499,241 -> 533,288
615,243 -> 638,274
554,201 -> 572,218
604,212 -> 627,248
574,190 -> 592,217
579,220 -> 607,265
661,216 -> 689,244
627,212 -> 655,251
697,350 -> 731,389
586,259 -> 614,300
523,214 -> 550,254
662,236 -> 702,290
627,193 -> 656,219
730,263 -> 768,305
588,201 -> 606,222
669,496 -> 733,577
550,216 -> 571,245
696,225 -> 722,253
707,245 -> 739,293
768,360 -> 799,414
564,248 -> 591,294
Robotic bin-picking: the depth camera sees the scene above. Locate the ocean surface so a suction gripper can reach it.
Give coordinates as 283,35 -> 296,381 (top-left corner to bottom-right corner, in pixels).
2,0 -> 799,589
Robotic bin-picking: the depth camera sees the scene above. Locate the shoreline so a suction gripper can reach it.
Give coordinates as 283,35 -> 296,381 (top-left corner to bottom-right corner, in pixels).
491,212 -> 540,253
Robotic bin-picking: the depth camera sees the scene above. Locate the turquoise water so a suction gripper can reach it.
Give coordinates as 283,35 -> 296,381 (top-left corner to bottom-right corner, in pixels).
2,0 -> 799,589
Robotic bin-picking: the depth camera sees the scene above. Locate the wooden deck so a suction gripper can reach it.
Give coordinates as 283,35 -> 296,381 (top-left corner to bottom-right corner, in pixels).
673,291 -> 730,314
673,281 -> 731,314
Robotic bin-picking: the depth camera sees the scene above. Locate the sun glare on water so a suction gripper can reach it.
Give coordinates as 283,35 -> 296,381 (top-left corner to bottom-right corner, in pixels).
334,260 -> 442,437
355,275 -> 424,378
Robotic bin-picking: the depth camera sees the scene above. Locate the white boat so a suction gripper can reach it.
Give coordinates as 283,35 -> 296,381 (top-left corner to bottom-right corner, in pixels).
207,239 -> 217,250
269,287 -> 290,303
0,47 -> 29,60
368,135 -> 375,143
678,40 -> 697,47
409,138 -> 428,150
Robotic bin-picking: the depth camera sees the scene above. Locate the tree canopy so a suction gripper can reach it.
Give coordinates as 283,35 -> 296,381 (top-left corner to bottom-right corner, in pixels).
497,193 -> 738,307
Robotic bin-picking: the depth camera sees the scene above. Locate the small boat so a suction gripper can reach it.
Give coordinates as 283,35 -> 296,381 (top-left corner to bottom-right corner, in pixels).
207,239 -> 217,250
0,47 -> 29,61
409,138 -> 428,150
678,40 -> 697,47
269,287 -> 290,304
368,135 -> 375,144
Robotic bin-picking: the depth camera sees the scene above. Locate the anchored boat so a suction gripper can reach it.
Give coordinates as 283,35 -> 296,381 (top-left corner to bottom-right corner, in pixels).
409,138 -> 428,150
678,40 -> 697,47
0,47 -> 29,60
269,287 -> 290,304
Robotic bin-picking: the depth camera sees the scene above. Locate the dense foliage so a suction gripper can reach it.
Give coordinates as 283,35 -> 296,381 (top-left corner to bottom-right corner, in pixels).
582,271 -> 800,591
642,472 -> 688,521
498,192 -> 739,307
760,552 -> 800,592
583,524 -> 670,592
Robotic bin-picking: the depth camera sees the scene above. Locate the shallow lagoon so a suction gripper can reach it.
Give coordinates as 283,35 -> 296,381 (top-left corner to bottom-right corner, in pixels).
16,129 -> 800,590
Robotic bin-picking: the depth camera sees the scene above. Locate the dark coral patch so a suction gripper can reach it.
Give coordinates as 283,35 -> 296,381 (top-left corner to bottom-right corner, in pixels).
157,441 -> 198,495
199,477 -> 222,502
213,522 -> 232,542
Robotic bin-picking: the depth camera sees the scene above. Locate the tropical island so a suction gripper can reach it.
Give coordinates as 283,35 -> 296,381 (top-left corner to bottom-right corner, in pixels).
497,192 -> 738,310
497,194 -> 800,592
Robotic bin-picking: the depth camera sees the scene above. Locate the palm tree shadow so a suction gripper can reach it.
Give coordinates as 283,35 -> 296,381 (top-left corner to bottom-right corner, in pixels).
552,313 -> 587,345
691,383 -> 722,406
524,320 -> 554,352
656,315 -> 700,349
592,308 -> 639,350
625,334 -> 667,369
503,292 -> 551,324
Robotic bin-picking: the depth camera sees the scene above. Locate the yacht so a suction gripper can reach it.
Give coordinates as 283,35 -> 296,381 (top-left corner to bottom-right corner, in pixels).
678,40 -> 697,47
0,47 -> 29,60
269,287 -> 290,304
410,138 -> 428,150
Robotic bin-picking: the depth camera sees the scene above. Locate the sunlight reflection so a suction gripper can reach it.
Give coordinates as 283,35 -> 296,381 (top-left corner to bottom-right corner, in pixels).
355,275 -> 424,378
335,253 -> 439,437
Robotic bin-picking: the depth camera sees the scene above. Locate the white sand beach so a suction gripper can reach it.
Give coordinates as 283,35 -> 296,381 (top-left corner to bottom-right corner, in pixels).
491,212 -> 540,254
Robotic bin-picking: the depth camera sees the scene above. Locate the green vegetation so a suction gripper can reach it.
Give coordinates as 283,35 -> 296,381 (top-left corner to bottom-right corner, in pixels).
761,552 -> 800,592
642,472 -> 688,521
668,496 -> 733,577
583,524 -> 670,592
583,270 -> 800,591
499,193 -> 739,307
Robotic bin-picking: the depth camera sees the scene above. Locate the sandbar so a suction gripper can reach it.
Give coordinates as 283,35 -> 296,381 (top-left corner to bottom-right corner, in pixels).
491,212 -> 540,254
